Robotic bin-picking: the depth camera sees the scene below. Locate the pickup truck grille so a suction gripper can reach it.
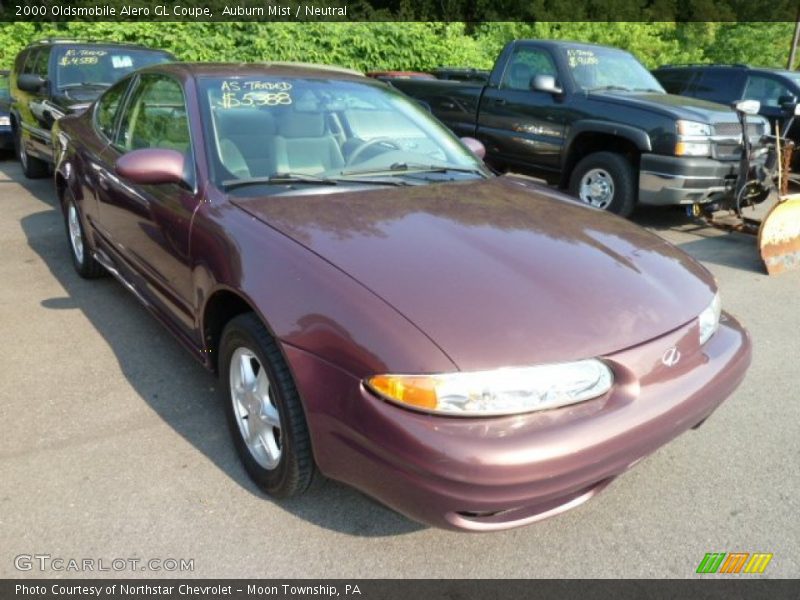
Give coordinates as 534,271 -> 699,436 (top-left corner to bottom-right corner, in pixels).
711,121 -> 765,160
713,122 -> 763,137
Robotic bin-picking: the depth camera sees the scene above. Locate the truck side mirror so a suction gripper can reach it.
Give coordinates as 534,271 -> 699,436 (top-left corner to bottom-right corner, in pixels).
530,74 -> 562,95
733,99 -> 761,116
17,74 -> 47,93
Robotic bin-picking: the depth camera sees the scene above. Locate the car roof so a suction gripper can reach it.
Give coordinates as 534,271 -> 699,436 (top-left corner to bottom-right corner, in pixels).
140,61 -> 367,82
519,39 -> 630,52
24,38 -> 170,52
656,63 -> 799,79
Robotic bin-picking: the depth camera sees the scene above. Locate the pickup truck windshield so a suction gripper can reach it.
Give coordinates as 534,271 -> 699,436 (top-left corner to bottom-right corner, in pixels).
54,46 -> 173,90
560,46 -> 665,93
199,76 -> 484,189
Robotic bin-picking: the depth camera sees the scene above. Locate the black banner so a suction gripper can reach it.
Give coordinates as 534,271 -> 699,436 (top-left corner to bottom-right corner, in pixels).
3,580 -> 800,600
1,0 -> 800,22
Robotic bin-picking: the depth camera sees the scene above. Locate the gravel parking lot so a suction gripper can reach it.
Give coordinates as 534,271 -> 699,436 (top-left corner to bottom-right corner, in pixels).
0,155 -> 798,579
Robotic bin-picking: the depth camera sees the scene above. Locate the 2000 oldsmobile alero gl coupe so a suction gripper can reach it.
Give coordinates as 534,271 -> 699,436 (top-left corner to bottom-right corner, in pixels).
52,63 -> 751,531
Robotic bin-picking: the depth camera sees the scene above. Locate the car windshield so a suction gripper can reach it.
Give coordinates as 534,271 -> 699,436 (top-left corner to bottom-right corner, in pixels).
198,75 -> 486,193
54,46 -> 173,90
0,74 -> 9,100
559,46 -> 665,93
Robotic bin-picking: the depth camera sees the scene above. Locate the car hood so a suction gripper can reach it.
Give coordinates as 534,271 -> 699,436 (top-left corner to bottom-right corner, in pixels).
589,91 -> 738,123
232,176 -> 716,371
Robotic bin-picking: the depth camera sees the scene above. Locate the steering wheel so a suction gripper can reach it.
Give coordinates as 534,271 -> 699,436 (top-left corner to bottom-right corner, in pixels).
346,137 -> 402,166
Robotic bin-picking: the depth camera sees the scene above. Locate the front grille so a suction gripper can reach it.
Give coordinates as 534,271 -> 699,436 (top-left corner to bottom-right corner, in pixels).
711,121 -> 765,160
713,122 -> 764,137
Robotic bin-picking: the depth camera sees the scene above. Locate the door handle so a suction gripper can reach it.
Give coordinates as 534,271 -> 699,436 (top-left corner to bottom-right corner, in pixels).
495,98 -> 507,106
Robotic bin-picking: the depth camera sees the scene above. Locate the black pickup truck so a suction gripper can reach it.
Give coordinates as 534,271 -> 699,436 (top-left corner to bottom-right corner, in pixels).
391,40 -> 768,216
9,38 -> 174,178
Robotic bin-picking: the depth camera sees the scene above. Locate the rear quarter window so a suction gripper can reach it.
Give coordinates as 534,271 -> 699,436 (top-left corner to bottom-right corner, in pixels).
654,70 -> 694,95
690,69 -> 745,103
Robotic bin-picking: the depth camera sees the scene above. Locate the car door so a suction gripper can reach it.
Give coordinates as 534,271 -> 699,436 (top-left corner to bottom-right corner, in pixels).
742,73 -> 797,130
100,73 -> 200,336
79,76 -> 134,236
477,44 -> 565,172
26,46 -> 54,158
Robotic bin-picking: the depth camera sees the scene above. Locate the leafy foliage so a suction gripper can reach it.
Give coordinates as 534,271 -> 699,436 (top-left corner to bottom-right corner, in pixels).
0,21 -> 798,72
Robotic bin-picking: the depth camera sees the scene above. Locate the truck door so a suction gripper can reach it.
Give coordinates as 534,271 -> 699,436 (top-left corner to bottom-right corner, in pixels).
477,44 -> 565,174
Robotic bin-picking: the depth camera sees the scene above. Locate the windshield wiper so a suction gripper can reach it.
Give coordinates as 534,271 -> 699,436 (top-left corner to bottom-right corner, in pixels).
632,87 -> 664,93
222,172 -> 412,191
222,173 -> 339,190
59,82 -> 112,90
588,85 -> 632,92
342,162 -> 488,178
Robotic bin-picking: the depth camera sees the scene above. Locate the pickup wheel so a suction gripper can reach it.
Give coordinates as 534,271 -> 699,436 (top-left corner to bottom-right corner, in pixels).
219,313 -> 315,498
15,127 -> 49,179
569,152 -> 635,217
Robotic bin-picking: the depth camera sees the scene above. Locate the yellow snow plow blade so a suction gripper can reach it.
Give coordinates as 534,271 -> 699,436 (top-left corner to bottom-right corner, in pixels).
759,194 -> 800,275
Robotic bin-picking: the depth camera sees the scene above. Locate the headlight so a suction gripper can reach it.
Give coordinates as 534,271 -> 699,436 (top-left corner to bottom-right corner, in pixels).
677,120 -> 712,136
698,292 -> 722,345
0,116 -> 10,126
676,120 -> 712,157
366,359 -> 614,417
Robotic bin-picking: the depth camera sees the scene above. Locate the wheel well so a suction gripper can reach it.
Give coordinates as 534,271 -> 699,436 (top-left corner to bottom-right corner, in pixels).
202,290 -> 257,372
561,133 -> 640,188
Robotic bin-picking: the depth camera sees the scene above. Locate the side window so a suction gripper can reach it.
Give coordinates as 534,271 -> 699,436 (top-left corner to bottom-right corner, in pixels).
94,78 -> 130,141
31,48 -> 50,79
15,50 -> 30,75
743,75 -> 792,108
691,70 -> 743,103
501,47 -> 557,91
117,75 -> 190,153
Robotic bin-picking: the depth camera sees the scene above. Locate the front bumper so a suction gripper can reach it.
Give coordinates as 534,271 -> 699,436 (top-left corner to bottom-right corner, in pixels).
284,312 -> 751,531
639,154 -> 739,206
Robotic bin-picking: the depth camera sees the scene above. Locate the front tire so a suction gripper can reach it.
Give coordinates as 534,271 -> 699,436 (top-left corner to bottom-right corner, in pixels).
569,151 -> 636,217
219,313 -> 315,498
15,127 -> 49,179
63,191 -> 105,279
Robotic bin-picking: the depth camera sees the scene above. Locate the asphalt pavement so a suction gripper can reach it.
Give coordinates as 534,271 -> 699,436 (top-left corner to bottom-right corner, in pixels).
0,156 -> 797,578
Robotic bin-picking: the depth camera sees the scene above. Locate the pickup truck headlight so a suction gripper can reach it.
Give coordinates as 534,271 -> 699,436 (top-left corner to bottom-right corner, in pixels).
698,292 -> 722,345
366,360 -> 613,417
0,116 -> 10,126
676,120 -> 712,157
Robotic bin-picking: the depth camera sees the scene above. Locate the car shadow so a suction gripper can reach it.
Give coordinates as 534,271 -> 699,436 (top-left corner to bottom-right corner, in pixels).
14,165 -> 422,538
631,205 -> 766,274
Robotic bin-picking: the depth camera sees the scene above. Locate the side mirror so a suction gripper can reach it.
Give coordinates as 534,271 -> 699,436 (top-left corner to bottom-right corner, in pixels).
460,136 -> 486,160
530,74 -> 562,95
733,99 -> 761,116
17,73 -> 47,93
116,148 -> 186,186
778,94 -> 800,114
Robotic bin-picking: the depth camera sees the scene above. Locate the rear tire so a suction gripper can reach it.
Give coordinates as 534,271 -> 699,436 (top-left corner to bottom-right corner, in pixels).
219,313 -> 315,498
569,151 -> 636,217
15,127 -> 49,179
63,191 -> 105,279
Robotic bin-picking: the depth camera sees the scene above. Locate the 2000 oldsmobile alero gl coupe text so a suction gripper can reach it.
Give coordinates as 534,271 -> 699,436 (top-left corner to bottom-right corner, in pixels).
52,63 -> 751,531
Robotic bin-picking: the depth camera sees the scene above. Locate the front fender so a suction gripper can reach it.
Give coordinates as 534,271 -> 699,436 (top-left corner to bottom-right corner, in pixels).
564,119 -> 652,157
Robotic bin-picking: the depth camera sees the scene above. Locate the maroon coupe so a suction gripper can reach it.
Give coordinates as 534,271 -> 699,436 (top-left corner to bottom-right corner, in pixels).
52,63 -> 751,531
